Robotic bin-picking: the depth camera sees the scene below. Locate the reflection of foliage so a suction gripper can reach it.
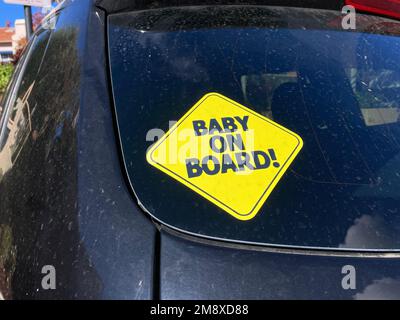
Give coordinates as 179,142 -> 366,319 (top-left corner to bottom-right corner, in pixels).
355,91 -> 384,109
12,38 -> 28,65
0,64 -> 14,94
32,12 -> 45,31
356,89 -> 399,110
355,70 -> 400,109
0,224 -> 16,300
8,9 -> 47,63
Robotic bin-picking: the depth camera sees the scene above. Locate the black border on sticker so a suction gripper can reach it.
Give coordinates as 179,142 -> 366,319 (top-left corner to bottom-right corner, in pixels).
149,93 -> 302,217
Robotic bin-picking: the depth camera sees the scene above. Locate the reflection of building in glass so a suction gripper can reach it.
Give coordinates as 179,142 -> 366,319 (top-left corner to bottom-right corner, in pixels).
0,83 -> 33,181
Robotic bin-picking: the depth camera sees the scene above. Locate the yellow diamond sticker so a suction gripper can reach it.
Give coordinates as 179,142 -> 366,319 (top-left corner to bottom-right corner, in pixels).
146,93 -> 303,221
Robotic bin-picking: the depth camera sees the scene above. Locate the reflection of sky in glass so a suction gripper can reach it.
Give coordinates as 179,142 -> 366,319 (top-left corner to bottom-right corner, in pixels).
355,278 -> 400,300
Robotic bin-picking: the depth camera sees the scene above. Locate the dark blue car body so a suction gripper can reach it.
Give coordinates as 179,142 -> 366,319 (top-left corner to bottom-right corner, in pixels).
1,0 -> 400,299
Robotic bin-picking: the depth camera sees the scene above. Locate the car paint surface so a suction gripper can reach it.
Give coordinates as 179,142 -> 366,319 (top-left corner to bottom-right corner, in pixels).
0,0 -> 400,299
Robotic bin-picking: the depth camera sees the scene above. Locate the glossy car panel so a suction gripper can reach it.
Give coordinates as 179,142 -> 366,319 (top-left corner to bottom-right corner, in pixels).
160,230 -> 400,299
0,0 -> 156,299
1,0 -> 400,300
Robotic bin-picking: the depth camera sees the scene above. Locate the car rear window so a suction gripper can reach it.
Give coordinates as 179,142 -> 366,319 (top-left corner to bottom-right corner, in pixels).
108,6 -> 400,250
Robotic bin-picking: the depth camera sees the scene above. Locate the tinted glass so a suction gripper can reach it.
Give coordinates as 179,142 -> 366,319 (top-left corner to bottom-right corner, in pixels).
0,30 -> 51,179
109,6 -> 400,249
